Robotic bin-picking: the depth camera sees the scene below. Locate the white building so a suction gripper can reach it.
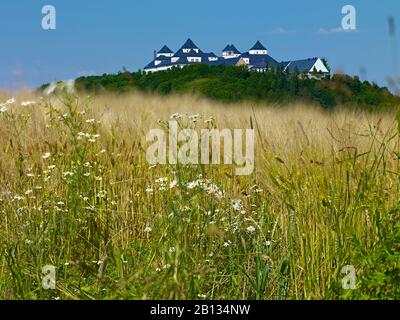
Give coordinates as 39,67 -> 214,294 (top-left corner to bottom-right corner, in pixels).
144,38 -> 330,77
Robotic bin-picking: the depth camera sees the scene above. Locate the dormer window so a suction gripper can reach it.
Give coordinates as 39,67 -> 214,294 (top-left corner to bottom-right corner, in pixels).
188,57 -> 201,62
183,48 -> 190,53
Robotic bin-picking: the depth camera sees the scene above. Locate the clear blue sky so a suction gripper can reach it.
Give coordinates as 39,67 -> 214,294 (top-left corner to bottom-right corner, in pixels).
0,0 -> 399,89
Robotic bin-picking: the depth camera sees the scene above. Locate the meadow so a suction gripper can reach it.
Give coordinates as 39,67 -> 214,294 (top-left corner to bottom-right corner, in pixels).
0,90 -> 399,300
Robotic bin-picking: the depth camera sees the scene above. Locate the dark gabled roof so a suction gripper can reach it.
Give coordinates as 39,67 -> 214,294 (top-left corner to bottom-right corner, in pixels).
223,44 -> 240,54
186,51 -> 204,58
250,41 -> 267,51
144,59 -> 173,70
181,38 -> 198,49
281,58 -> 321,73
172,49 -> 187,58
224,57 -> 241,65
249,55 -> 279,69
230,44 -> 240,54
203,52 -> 218,58
144,61 -> 156,69
158,45 -> 173,54
173,46 -> 203,58
173,56 -> 189,65
238,52 -> 279,69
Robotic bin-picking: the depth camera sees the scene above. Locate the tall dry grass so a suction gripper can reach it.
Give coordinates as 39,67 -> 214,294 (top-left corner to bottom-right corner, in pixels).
0,91 -> 399,299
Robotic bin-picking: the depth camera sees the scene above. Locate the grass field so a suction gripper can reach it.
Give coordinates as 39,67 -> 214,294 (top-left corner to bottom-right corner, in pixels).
0,91 -> 399,300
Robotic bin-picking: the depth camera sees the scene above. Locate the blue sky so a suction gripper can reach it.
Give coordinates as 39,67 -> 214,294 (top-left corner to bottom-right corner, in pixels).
0,0 -> 399,89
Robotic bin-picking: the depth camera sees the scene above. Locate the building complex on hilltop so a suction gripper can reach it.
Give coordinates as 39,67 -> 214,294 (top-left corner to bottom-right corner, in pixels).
144,38 -> 330,76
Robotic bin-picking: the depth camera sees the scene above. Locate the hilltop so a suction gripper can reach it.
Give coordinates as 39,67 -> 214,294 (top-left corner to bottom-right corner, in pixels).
71,64 -> 400,110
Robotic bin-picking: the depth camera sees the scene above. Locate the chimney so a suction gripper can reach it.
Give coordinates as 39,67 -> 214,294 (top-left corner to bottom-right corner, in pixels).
154,50 -> 157,59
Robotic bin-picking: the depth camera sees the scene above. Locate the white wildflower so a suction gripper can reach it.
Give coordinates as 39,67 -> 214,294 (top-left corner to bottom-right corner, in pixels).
232,199 -> 243,212
42,152 -> 51,159
13,195 -> 24,201
189,114 -> 199,123
170,112 -> 183,120
97,190 -> 107,199
204,116 -> 214,124
6,98 -> 15,105
0,98 -> 15,112
187,180 -> 199,189
144,226 -> 152,233
21,101 -> 36,107
169,179 -> 178,189
223,240 -> 232,247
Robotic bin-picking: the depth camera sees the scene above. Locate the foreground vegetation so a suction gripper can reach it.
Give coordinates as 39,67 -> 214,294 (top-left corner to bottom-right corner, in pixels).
0,91 -> 399,300
70,65 -> 400,110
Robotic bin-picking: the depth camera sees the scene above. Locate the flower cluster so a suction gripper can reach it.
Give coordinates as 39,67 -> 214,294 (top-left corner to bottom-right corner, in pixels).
186,175 -> 224,199
77,132 -> 101,143
0,98 -> 15,112
21,101 -> 36,107
147,176 -> 179,193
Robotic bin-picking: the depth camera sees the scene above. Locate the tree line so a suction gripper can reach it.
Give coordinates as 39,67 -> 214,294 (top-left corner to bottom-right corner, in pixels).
55,64 -> 400,110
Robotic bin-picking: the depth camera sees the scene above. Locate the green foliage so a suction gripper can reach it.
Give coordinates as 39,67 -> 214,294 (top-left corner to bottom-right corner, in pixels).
69,65 -> 400,110
351,208 -> 399,299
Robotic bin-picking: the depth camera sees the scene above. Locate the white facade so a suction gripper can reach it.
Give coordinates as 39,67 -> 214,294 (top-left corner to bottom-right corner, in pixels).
157,52 -> 173,58
249,49 -> 268,55
222,51 -> 241,59
309,58 -> 329,74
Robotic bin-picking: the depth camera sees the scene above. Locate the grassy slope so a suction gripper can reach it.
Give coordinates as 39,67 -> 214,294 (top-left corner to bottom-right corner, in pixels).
0,92 -> 399,300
